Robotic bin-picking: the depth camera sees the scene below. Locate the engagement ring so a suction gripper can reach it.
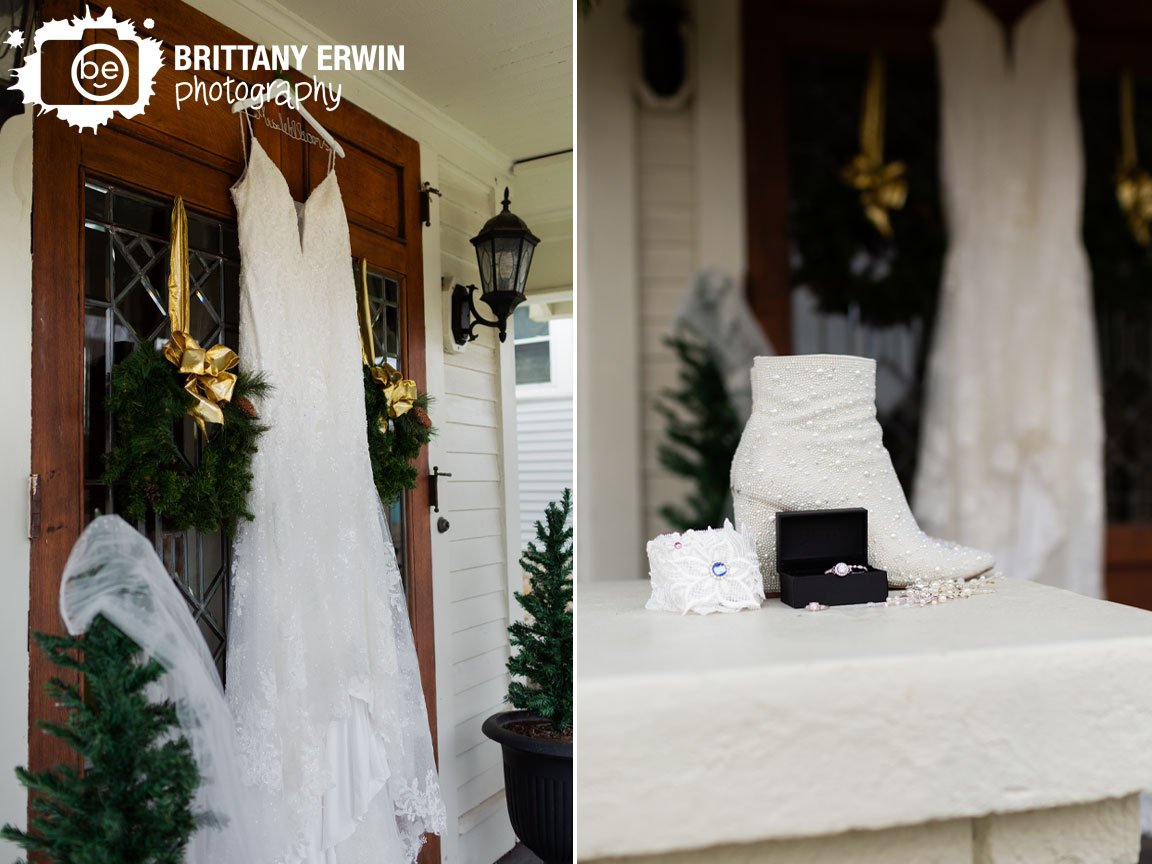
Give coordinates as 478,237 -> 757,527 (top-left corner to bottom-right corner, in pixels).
825,562 -> 867,577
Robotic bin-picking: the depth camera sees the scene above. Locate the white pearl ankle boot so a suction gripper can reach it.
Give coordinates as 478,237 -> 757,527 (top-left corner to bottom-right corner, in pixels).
731,354 -> 994,590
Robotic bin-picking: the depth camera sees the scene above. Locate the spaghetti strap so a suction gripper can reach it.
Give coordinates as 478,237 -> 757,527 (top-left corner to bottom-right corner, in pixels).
239,109 -> 254,159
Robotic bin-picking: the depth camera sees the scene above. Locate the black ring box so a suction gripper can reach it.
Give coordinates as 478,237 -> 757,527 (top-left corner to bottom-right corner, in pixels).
776,507 -> 889,608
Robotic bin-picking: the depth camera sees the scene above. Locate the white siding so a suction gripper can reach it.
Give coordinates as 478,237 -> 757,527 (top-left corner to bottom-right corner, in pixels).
436,161 -> 517,864
579,0 -> 746,577
0,112 -> 31,862
576,0 -> 646,580
638,107 -> 697,541
516,396 -> 574,548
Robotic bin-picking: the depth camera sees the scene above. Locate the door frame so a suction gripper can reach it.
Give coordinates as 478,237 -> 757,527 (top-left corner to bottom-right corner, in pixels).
29,1 -> 439,858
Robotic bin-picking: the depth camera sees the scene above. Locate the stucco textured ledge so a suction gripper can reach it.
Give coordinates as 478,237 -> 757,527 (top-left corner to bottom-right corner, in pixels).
577,579 -> 1152,860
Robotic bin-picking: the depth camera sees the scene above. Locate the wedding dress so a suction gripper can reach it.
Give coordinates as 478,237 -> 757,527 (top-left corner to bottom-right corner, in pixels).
914,0 -> 1104,596
227,116 -> 445,864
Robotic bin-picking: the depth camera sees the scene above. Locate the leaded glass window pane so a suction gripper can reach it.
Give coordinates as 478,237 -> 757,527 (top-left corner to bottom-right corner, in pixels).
83,181 -> 239,681
355,262 -> 408,587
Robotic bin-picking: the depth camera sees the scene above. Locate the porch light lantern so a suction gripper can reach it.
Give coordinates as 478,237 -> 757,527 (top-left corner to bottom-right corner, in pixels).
451,187 -> 540,345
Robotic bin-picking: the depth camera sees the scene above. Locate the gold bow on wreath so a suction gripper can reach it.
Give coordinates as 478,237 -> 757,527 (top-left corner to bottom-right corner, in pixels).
1116,70 -> 1152,246
841,53 -> 907,238
357,258 -> 417,420
164,197 -> 239,435
369,363 -> 417,419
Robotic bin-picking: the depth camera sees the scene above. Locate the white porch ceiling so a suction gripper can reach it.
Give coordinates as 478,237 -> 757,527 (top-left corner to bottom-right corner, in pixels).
274,0 -> 573,162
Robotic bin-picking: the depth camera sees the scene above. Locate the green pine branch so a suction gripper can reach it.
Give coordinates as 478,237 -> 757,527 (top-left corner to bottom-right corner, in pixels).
656,335 -> 741,531
507,489 -> 573,731
2,617 -> 203,864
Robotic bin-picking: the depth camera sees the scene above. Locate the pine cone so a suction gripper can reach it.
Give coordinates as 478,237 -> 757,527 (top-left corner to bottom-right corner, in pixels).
143,482 -> 161,505
233,396 -> 258,419
412,406 -> 432,429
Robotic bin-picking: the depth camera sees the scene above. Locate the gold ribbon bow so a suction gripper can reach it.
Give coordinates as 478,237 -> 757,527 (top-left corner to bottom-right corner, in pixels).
164,197 -> 239,435
357,258 -> 418,419
841,53 -> 907,238
1116,70 -> 1152,246
370,362 -> 417,418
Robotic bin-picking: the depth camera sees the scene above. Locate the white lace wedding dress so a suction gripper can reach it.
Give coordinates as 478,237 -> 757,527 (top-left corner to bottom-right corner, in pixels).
914,0 -> 1104,596
227,118 -> 445,864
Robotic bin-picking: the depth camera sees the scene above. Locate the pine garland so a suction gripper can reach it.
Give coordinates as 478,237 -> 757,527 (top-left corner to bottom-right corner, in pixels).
102,346 -> 269,537
656,335 -> 741,532
2,617 -> 202,864
507,489 -> 573,732
363,366 -> 435,508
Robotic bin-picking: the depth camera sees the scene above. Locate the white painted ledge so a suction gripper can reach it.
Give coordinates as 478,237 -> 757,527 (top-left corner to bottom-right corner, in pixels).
577,580 -> 1152,860
588,796 -> 1139,864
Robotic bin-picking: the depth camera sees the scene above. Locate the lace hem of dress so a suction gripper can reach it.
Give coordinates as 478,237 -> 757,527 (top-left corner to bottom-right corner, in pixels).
395,769 -> 448,862
276,700 -> 446,864
396,768 -> 448,833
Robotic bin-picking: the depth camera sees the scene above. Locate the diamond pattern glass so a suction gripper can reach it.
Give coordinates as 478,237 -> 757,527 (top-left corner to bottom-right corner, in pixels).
83,181 -> 240,681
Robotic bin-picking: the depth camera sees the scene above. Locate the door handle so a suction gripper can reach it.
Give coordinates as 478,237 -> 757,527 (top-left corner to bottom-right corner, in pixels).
429,466 -> 452,513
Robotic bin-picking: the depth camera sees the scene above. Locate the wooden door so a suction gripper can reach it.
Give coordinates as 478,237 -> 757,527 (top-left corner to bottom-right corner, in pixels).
29,0 -> 439,858
741,0 -> 1152,606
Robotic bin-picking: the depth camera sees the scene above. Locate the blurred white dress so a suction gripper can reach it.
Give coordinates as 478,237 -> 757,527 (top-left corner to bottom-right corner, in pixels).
227,121 -> 445,863
915,0 -> 1104,595
60,516 -> 256,864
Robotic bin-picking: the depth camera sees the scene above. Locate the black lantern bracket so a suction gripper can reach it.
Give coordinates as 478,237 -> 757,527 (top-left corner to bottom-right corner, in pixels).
451,282 -> 524,345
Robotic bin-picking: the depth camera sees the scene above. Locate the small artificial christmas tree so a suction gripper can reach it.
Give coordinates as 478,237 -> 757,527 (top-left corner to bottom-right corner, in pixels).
507,489 -> 573,732
2,616 -> 202,864
656,334 -> 741,531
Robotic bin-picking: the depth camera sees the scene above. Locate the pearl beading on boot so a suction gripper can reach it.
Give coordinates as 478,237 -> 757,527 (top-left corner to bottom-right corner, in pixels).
731,355 -> 995,590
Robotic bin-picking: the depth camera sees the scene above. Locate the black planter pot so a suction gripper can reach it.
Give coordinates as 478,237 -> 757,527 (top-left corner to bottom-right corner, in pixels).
482,710 -> 573,863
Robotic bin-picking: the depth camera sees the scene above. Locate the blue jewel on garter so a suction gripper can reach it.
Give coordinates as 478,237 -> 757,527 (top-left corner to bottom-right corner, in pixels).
711,561 -> 728,578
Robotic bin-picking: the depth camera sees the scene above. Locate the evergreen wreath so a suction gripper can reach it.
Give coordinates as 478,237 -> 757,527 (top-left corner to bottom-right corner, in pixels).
507,489 -> 573,732
103,346 -> 269,536
788,55 -> 945,327
363,366 -> 435,508
1,616 -> 203,864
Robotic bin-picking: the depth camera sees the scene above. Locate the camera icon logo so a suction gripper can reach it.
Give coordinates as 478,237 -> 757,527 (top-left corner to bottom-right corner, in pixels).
69,41 -> 135,103
10,7 -> 164,131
